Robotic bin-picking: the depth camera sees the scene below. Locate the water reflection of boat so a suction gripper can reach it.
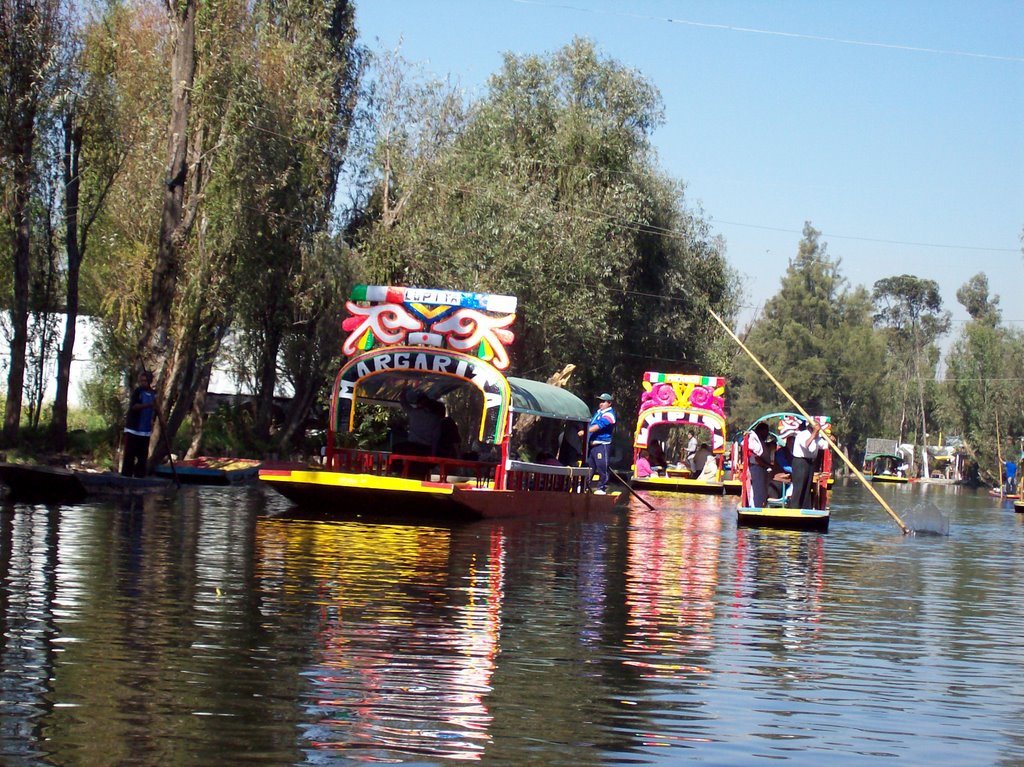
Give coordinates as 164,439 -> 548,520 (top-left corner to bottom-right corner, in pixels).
629,372 -> 735,495
256,515 -> 501,760
260,285 -> 623,519
735,413 -> 832,532
734,528 -> 825,649
624,505 -> 721,675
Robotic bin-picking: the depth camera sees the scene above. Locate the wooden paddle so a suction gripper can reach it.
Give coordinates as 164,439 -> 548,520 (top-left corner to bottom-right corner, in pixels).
707,306 -> 914,535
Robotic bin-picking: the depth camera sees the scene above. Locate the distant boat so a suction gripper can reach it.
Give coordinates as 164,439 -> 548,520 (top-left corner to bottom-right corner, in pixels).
155,456 -> 262,485
865,453 -> 911,484
0,462 -> 172,504
628,372 -> 733,496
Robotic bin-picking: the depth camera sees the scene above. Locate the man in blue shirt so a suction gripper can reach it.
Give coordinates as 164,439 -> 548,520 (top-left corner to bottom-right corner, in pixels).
579,392 -> 616,494
121,371 -> 156,477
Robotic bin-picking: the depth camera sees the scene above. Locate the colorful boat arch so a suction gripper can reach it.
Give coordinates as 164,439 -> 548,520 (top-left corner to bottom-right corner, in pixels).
633,372 -> 728,454
330,347 -> 512,446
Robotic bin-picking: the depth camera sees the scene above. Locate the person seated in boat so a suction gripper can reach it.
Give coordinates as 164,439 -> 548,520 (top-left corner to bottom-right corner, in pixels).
897,461 -> 908,478
769,420 -> 797,501
688,442 -> 712,479
536,451 -> 563,467
393,389 -> 445,478
748,421 -> 776,507
697,450 -> 718,482
648,440 -> 667,474
437,410 -> 462,459
396,389 -> 444,454
635,449 -> 655,479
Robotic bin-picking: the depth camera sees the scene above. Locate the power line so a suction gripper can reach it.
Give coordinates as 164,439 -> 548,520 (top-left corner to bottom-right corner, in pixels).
510,0 -> 1024,63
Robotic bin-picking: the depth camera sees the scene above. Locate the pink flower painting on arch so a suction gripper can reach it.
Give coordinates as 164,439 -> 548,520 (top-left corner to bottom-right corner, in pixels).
686,384 -> 725,417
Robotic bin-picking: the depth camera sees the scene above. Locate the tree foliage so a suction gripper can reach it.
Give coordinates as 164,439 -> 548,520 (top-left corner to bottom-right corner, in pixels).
873,273 -> 950,448
354,38 -> 738,409
942,273 -> 1023,484
729,223 -> 887,456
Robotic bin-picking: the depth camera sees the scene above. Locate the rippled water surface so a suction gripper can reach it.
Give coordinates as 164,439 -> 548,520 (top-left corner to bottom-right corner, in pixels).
2,480 -> 1023,766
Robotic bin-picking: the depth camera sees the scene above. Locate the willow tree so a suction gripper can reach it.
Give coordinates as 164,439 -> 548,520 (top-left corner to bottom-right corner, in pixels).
355,38 -> 737,405
0,0 -> 67,444
223,0 -> 362,451
48,7 -> 135,450
729,223 -> 887,456
873,274 -> 950,454
79,0 -> 360,460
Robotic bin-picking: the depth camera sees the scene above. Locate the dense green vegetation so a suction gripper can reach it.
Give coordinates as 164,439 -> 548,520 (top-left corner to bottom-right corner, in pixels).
1,1 -> 1021,483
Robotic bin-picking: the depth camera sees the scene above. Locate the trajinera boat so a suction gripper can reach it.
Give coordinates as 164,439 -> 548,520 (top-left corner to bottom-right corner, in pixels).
861,437 -> 911,483
259,285 -> 623,519
735,412 -> 833,532
864,453 -> 911,483
629,372 -> 736,495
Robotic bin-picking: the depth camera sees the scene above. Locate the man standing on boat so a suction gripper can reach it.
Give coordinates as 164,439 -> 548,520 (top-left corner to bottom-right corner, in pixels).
748,421 -> 775,507
788,419 -> 827,509
121,370 -> 156,478
685,430 -> 698,472
579,393 -> 616,495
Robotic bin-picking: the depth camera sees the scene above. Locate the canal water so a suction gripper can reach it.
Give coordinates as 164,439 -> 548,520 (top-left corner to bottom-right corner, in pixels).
2,480 -> 1023,766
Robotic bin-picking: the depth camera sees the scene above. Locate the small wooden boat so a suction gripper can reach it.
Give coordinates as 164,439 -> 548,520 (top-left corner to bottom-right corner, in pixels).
0,462 -> 172,504
735,414 -> 833,532
629,372 -> 733,495
156,456 -> 262,485
260,285 -> 624,520
988,488 -> 1020,500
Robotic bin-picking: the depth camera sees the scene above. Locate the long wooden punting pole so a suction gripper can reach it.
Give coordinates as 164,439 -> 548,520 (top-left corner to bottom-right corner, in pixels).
996,411 -> 1004,496
707,307 -> 911,535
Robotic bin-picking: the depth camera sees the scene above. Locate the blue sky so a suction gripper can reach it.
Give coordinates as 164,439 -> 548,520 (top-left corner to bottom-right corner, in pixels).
354,0 -> 1024,339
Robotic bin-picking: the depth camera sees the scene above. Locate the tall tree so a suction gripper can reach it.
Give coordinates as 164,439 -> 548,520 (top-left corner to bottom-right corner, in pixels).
133,0 -> 200,456
873,274 -> 950,454
730,223 -> 886,456
0,0 -> 66,444
942,273 -> 1021,484
49,9 -> 131,449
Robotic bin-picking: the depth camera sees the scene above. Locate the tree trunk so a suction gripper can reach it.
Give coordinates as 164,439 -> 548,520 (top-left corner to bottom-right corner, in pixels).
50,120 -> 84,451
136,0 -> 197,379
3,112 -> 34,445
